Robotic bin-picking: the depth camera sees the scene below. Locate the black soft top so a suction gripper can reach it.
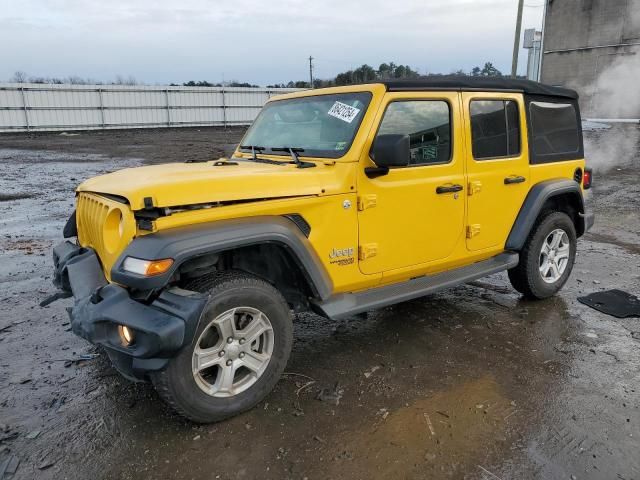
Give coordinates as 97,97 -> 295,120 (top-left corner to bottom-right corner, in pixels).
379,77 -> 578,99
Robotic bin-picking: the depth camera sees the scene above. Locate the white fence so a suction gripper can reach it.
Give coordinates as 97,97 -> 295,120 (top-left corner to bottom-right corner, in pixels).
0,83 -> 301,132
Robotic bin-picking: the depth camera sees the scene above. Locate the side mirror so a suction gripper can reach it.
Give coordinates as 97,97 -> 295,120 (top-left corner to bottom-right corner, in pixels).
367,134 -> 410,178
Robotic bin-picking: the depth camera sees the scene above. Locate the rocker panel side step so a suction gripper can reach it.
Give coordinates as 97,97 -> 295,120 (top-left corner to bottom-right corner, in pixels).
311,252 -> 519,320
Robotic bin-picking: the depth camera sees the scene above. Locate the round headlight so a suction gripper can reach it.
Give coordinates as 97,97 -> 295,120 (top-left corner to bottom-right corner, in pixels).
103,208 -> 123,254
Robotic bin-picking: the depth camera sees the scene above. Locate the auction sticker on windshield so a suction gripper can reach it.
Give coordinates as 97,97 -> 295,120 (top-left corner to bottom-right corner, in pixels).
327,101 -> 361,123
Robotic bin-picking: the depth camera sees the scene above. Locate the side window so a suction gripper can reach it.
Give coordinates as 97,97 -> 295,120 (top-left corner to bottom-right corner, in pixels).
470,100 -> 521,160
377,100 -> 451,165
529,101 -> 579,158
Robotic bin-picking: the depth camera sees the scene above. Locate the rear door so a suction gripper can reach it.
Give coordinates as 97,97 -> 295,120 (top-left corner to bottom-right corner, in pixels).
462,93 -> 530,251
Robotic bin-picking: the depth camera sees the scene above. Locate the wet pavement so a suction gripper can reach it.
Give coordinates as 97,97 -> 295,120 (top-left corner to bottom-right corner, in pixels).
0,128 -> 639,480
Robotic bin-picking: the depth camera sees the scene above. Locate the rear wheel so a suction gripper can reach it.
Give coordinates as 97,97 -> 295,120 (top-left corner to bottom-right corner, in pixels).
152,271 -> 293,423
508,211 -> 577,299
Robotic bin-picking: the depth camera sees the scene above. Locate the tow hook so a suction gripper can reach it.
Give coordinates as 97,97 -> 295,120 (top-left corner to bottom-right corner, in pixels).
39,291 -> 72,307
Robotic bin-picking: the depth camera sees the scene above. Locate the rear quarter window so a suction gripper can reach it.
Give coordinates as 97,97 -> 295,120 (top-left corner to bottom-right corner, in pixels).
528,100 -> 582,163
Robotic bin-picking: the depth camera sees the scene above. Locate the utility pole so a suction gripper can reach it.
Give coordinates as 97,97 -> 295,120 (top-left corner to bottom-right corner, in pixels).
309,56 -> 314,89
511,0 -> 525,78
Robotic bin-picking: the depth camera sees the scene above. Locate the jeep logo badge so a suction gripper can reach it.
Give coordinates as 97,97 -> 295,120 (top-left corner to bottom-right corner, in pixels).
329,247 -> 354,259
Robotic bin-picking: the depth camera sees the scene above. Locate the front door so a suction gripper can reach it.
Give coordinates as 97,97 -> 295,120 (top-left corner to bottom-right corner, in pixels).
357,92 -> 466,275
462,93 -> 530,252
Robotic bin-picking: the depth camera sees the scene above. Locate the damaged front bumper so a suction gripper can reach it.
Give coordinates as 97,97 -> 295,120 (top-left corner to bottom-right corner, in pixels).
51,241 -> 207,381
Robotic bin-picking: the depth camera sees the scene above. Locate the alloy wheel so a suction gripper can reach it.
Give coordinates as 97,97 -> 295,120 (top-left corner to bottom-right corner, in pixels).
539,228 -> 571,284
192,307 -> 274,398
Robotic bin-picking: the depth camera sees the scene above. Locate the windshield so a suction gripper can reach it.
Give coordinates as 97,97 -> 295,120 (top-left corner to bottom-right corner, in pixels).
240,92 -> 372,159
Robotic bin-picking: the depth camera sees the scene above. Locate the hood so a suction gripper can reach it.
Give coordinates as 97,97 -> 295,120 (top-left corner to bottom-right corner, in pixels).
77,159 -> 345,210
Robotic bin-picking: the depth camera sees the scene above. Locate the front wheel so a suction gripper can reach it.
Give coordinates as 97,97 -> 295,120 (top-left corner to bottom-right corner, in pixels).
508,211 -> 577,300
152,271 -> 293,423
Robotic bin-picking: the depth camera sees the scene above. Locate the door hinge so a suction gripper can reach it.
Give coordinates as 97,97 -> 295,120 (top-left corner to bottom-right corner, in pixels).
466,224 -> 481,238
468,181 -> 482,196
358,243 -> 378,260
357,194 -> 377,211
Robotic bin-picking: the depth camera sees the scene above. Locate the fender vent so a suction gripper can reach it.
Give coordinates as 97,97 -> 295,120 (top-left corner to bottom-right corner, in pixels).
284,214 -> 311,237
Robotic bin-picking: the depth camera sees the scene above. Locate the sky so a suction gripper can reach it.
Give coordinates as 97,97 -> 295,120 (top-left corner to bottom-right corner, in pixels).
0,0 -> 544,85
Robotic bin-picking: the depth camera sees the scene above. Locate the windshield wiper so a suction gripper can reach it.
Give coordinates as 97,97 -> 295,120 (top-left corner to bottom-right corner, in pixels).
237,145 -> 287,166
271,147 -> 315,169
239,145 -> 266,161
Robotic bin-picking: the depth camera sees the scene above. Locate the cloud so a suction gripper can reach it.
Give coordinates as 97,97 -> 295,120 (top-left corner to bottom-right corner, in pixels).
0,0 -> 542,85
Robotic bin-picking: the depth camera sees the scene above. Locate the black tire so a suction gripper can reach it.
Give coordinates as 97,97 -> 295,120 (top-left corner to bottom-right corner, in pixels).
151,271 -> 293,423
508,211 -> 577,300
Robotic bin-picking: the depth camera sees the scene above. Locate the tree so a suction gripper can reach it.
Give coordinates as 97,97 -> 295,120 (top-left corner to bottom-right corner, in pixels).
469,63 -> 502,77
114,75 -> 138,85
183,80 -> 217,87
227,81 -> 259,88
480,62 -> 502,77
377,63 -> 392,79
27,76 -> 49,84
394,65 -> 407,78
11,71 -> 27,83
397,64 -> 419,79
321,62 -> 421,87
67,75 -> 87,85
353,64 -> 376,83
335,71 -> 353,86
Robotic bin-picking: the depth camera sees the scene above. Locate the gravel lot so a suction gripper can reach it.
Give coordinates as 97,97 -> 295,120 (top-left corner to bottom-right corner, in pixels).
0,126 -> 639,480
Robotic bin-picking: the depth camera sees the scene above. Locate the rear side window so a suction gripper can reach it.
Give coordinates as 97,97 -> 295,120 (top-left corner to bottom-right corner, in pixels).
529,101 -> 580,158
470,100 -> 520,159
377,100 -> 451,166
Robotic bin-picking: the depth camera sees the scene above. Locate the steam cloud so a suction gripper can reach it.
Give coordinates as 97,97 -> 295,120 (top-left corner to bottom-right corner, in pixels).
582,52 -> 640,173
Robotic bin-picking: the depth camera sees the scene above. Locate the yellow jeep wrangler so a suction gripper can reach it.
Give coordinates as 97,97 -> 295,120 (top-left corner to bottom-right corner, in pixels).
50,77 -> 593,422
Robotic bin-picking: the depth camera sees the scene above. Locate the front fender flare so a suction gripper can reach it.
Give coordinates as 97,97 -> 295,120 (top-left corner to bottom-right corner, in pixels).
110,216 -> 333,300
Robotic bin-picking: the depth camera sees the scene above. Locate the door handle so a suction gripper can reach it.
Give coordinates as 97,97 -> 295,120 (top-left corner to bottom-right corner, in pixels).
504,175 -> 526,185
436,184 -> 464,194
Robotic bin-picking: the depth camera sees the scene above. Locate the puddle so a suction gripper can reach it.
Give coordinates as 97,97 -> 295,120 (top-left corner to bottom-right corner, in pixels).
326,376 -> 515,479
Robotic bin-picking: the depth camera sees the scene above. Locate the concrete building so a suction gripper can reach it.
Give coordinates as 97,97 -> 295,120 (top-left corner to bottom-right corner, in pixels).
541,0 -> 640,119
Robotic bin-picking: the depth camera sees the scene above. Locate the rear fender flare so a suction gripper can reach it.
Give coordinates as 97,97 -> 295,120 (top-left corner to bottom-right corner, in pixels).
506,179 -> 585,251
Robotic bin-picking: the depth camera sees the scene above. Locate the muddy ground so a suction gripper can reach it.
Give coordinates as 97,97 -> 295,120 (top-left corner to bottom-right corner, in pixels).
0,127 -> 639,480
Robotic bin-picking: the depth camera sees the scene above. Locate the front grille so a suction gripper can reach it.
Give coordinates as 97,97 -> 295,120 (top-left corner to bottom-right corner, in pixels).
77,193 -> 110,254
76,192 -> 136,280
